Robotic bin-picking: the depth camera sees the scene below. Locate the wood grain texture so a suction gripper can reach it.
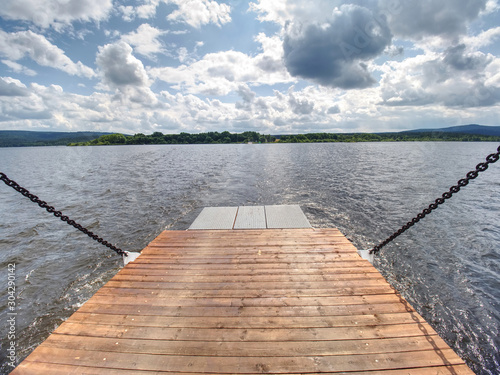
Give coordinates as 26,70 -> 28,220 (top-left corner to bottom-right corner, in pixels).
12,228 -> 473,374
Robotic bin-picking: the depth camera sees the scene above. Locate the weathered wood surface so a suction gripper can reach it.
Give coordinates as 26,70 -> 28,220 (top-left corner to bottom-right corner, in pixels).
12,228 -> 473,374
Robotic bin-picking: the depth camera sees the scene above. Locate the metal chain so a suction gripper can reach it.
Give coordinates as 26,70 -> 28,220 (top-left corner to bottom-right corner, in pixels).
370,145 -> 500,254
0,172 -> 127,257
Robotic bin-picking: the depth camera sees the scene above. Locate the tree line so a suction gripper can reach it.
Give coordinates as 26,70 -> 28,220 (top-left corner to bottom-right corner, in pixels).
69,131 -> 276,146
68,130 -> 500,146
278,132 -> 500,143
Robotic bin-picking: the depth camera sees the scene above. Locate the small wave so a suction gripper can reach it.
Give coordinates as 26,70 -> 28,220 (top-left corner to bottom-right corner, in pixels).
24,269 -> 35,283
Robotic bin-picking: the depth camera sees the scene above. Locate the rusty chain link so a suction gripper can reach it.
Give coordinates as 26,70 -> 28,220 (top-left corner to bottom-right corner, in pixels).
370,145 -> 500,254
0,172 -> 127,257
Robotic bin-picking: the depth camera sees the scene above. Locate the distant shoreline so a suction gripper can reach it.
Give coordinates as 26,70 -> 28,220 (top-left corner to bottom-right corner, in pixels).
67,130 -> 500,146
1,126 -> 499,147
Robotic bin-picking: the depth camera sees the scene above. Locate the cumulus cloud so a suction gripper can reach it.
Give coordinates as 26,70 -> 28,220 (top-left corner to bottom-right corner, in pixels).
253,0 -> 496,92
250,0 -> 340,26
2,0 -> 499,134
327,104 -> 340,114
121,24 -> 166,58
380,48 -> 500,107
0,69 -> 496,134
149,34 -> 291,95
249,0 -> 290,25
0,79 -> 163,131
235,84 -> 270,115
384,45 -> 404,57
119,0 -> 161,21
0,30 -> 95,78
176,41 -> 204,64
462,27 -> 500,49
443,44 -> 491,71
96,41 -> 157,104
96,42 -> 150,88
231,85 -> 352,133
380,0 -> 488,40
137,0 -> 162,19
283,4 -> 392,89
237,84 -> 256,103
119,6 -> 136,22
288,91 -> 314,114
165,0 -> 231,28
254,33 -> 284,73
0,82 -> 53,123
0,77 -> 30,96
1,60 -> 37,76
0,0 -> 113,30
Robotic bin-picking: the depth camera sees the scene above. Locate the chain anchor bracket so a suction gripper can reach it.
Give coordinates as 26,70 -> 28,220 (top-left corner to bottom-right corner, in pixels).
123,252 -> 141,265
357,249 -> 375,263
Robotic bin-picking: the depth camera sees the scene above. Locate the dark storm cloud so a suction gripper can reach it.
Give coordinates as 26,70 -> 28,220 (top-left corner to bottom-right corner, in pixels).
283,4 -> 392,89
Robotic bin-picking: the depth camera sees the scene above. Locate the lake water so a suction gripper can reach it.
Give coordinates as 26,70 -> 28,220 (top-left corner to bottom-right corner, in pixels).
0,142 -> 499,374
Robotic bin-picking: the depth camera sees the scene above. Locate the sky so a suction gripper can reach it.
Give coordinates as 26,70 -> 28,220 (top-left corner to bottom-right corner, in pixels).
0,0 -> 499,135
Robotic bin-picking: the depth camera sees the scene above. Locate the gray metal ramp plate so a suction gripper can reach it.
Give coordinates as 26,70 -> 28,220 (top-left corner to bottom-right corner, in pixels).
233,206 -> 266,229
188,205 -> 312,230
189,207 -> 238,230
265,205 -> 311,228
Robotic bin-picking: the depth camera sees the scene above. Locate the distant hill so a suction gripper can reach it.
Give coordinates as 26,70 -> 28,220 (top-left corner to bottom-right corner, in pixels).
0,130 -> 114,147
404,124 -> 500,137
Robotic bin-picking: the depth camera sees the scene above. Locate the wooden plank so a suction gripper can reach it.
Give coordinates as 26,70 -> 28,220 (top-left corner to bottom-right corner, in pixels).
98,279 -> 391,290
124,263 -> 376,273
95,286 -> 396,298
67,312 -> 427,328
42,334 -> 453,357
151,233 -> 346,242
132,257 -> 366,265
11,361 -> 476,375
84,294 -> 404,308
153,228 -> 326,240
77,302 -> 416,317
143,245 -> 359,254
11,362 -> 156,375
118,266 -> 380,275
128,260 -> 372,269
12,228 -> 473,374
136,252 -> 362,261
47,321 -> 441,342
108,272 -> 388,283
148,237 -> 352,245
15,347 -> 468,373
100,280 -> 394,292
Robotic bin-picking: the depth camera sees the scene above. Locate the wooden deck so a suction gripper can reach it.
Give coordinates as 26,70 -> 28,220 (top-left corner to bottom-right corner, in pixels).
12,228 -> 473,374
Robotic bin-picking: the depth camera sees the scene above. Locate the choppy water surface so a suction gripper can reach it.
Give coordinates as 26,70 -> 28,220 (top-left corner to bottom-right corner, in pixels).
0,142 -> 499,374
